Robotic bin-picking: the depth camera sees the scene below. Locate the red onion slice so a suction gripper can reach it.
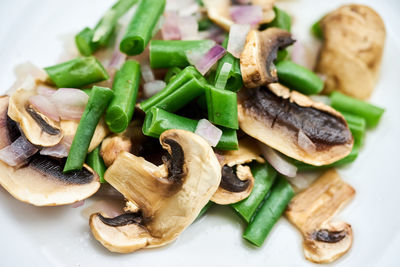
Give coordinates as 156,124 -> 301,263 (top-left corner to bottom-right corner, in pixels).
0,136 -> 38,167
178,15 -> 199,40
162,11 -> 182,40
195,119 -> 222,147
50,88 -> 89,120
29,95 -> 60,122
227,23 -> 251,58
187,44 -> 226,75
143,80 -> 166,98
40,138 -> 71,158
297,130 -> 316,154
37,85 -> 56,97
259,143 -> 297,177
230,5 -> 263,26
71,200 -> 85,208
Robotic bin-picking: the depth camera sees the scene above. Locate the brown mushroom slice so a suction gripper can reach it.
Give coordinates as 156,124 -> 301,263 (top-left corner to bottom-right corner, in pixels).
240,28 -> 295,88
90,129 -> 221,253
238,83 -> 353,166
212,137 -> 264,204
8,87 -> 62,147
286,169 -> 355,264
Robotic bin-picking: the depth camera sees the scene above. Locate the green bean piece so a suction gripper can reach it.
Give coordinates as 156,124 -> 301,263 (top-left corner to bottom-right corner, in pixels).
275,60 -> 323,95
196,201 -> 214,221
44,57 -> 109,88
232,162 -> 277,223
105,60 -> 141,133
294,144 -> 360,171
276,49 -> 289,62
142,107 -> 238,150
140,66 -> 206,113
205,85 -> 238,129
150,40 -> 215,68
243,176 -> 294,247
264,6 -> 291,31
330,91 -> 385,128
64,86 -> 114,173
198,18 -> 213,31
120,0 -> 166,55
86,146 -> 107,183
75,27 -> 98,56
214,37 -> 243,92
164,67 -> 182,83
342,112 -> 366,146
311,20 -> 323,39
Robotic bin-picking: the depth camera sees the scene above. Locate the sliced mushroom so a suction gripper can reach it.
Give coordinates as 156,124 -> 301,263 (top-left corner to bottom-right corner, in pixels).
212,137 -> 264,204
252,0 -> 276,24
90,129 -> 221,253
0,96 -> 100,206
316,4 -> 385,99
238,83 -> 353,166
286,169 -> 355,263
240,28 -> 295,88
8,87 -> 62,147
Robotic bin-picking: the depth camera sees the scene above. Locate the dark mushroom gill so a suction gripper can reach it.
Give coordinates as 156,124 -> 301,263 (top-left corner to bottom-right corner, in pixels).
98,212 -> 143,227
220,165 -> 250,192
26,106 -> 60,135
163,139 -> 185,184
239,87 -> 352,147
312,229 -> 347,243
266,34 -> 295,82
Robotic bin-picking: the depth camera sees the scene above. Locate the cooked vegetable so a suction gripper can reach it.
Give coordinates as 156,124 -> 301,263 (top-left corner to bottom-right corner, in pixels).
164,67 -> 182,83
342,112 -> 366,146
311,19 -> 323,39
75,27 -> 97,56
276,60 -> 324,95
150,40 -> 215,69
330,91 -> 384,127
105,60 -> 140,133
44,57 -> 109,88
263,6 -> 291,31
86,146 -> 107,183
64,86 -> 114,172
232,162 -> 277,223
243,176 -> 294,246
286,169 -> 355,263
195,119 -> 222,147
120,0 -> 166,55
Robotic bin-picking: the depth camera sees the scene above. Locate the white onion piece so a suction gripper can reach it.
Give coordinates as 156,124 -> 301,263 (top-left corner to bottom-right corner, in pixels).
51,88 -> 89,120
71,200 -> 85,208
143,80 -> 166,98
108,49 -> 126,70
37,85 -> 56,97
215,62 -> 232,89
259,143 -> 297,177
195,119 -> 222,147
230,5 -> 263,26
0,136 -> 38,167
40,138 -> 71,158
227,24 -> 251,58
187,45 -> 226,75
179,15 -> 199,40
179,2 -> 199,17
162,12 -> 181,40
14,62 -> 48,82
297,130 -> 317,154
309,94 -> 331,106
29,95 -> 60,122
141,63 -> 156,83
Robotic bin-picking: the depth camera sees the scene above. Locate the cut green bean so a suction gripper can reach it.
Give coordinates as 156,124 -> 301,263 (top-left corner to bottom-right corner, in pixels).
150,40 -> 215,68
232,162 -> 277,223
120,0 -> 166,55
198,18 -> 213,31
196,201 -> 214,221
140,66 -> 206,113
276,49 -> 289,63
264,6 -> 291,31
205,84 -> 238,129
330,91 -> 385,128
64,86 -> 114,172
44,57 -> 109,88
86,146 -> 107,183
75,27 -> 98,56
142,107 -> 238,150
105,60 -> 141,133
276,60 -> 324,95
311,19 -> 323,39
164,67 -> 182,83
342,112 -> 366,146
243,176 -> 294,247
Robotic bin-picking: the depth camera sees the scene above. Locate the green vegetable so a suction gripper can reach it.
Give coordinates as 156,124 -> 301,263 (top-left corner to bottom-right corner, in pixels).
311,20 -> 323,39
276,60 -> 323,95
140,66 -> 206,113
149,40 -> 215,68
75,27 -> 98,56
243,176 -> 294,247
143,107 -> 238,150
164,67 -> 182,83
276,49 -> 289,62
120,0 -> 166,55
232,162 -> 277,223
342,112 -> 366,146
44,57 -> 109,88
196,201 -> 214,221
330,91 -> 385,128
64,86 -> 114,172
86,146 -> 107,183
198,18 -> 213,31
205,84 -> 238,129
264,6 -> 291,31
105,60 -> 141,133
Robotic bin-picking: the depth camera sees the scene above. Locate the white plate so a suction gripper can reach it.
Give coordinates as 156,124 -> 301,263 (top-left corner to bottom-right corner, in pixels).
0,0 -> 399,266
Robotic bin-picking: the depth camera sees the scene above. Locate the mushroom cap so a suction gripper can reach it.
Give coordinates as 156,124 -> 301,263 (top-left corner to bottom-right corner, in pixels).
90,129 -> 221,253
240,28 -> 295,88
238,83 -> 353,166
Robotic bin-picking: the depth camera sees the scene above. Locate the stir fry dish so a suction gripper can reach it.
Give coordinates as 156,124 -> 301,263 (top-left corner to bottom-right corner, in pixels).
0,0 -> 386,264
